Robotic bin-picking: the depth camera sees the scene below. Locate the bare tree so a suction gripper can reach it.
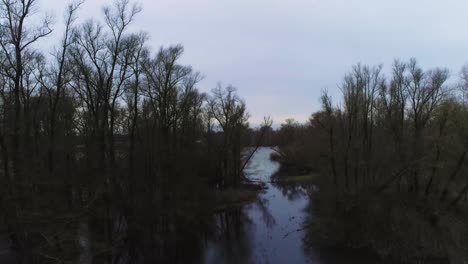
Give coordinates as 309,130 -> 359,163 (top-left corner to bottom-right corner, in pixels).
405,58 -> 448,192
208,84 -> 249,188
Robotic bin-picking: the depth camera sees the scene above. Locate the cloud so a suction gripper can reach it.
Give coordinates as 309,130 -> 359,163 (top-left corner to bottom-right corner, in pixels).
38,0 -> 468,124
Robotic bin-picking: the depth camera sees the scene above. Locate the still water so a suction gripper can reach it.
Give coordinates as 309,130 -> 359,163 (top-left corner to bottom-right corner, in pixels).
204,147 -> 315,264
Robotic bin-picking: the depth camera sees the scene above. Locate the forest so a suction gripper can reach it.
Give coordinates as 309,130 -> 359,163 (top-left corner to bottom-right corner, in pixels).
0,0 -> 259,262
272,60 -> 468,263
1,0 -> 468,263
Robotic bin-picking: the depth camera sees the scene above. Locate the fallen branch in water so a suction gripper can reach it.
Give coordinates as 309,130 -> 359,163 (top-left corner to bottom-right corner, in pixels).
239,116 -> 273,176
282,223 -> 313,239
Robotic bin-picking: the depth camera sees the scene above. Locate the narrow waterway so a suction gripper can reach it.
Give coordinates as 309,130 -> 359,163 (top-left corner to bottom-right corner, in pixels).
204,147 -> 315,264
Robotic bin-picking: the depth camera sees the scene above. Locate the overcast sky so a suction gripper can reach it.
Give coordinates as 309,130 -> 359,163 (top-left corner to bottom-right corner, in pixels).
40,0 -> 468,126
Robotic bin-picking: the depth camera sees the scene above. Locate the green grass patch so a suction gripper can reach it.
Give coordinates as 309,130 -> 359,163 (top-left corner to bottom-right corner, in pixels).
287,174 -> 316,183
273,173 -> 317,184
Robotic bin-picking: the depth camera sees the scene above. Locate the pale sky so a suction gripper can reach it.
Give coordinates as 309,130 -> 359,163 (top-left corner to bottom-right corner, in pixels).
40,0 -> 468,126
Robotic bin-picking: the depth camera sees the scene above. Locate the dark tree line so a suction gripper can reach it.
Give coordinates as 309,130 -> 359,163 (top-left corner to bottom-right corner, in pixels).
314,60 -> 461,200
0,0 -> 250,263
275,59 -> 468,262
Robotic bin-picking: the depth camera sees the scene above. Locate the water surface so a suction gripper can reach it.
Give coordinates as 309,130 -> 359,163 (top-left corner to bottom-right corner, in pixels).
204,147 -> 315,264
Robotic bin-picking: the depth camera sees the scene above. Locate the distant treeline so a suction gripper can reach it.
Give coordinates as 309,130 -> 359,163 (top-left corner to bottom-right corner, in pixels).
275,59 -> 468,262
0,0 -> 258,263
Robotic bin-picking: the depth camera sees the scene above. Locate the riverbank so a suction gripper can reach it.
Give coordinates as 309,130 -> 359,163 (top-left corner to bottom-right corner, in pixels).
271,152 -> 468,263
212,182 -> 266,211
307,190 -> 461,263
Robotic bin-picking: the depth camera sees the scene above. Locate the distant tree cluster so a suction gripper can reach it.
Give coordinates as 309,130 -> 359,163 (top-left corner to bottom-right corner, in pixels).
314,59 -> 464,202
277,59 -> 468,262
0,0 -> 251,262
